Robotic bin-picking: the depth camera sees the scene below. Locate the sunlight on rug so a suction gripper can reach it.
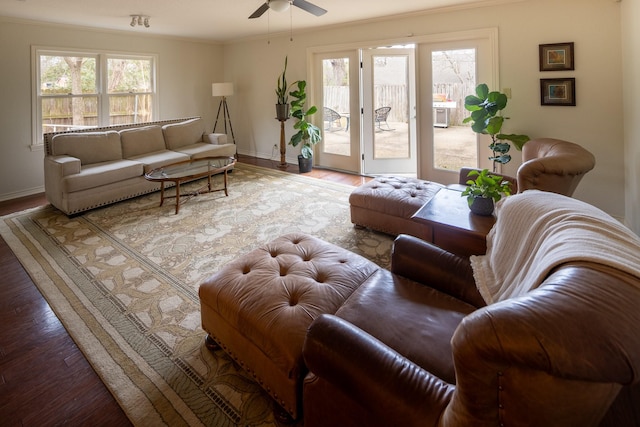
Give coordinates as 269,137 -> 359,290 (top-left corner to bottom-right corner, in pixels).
0,163 -> 393,426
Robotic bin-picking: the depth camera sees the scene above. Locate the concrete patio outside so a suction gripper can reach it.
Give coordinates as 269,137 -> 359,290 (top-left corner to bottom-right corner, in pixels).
322,121 -> 478,172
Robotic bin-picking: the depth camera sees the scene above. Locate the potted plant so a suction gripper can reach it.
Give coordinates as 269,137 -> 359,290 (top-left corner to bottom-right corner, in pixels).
463,83 -> 530,172
461,168 -> 512,216
275,56 -> 293,121
288,80 -> 322,173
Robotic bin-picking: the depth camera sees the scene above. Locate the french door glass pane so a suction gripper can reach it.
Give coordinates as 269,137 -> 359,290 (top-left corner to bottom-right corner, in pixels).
373,55 -> 409,159
322,57 -> 350,156
432,48 -> 478,171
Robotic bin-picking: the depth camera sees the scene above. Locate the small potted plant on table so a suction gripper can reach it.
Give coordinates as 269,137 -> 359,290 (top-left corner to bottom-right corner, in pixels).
461,168 -> 512,216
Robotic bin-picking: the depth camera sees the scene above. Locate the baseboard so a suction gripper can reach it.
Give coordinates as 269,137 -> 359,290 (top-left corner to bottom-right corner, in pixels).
0,186 -> 45,203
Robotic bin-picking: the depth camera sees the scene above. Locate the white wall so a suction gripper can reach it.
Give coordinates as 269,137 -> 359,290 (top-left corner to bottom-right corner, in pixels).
222,0 -> 627,220
621,0 -> 640,235
0,18 -> 224,200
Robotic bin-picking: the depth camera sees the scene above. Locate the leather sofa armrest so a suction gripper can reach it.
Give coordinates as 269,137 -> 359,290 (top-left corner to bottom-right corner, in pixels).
392,234 -> 486,307
203,133 -> 228,145
303,314 -> 453,427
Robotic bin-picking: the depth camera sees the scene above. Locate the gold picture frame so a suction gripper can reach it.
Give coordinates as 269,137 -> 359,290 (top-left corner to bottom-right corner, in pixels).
539,42 -> 574,71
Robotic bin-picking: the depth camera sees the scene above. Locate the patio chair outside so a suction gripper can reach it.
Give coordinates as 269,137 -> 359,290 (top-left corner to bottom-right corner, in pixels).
323,107 -> 348,132
374,106 -> 393,131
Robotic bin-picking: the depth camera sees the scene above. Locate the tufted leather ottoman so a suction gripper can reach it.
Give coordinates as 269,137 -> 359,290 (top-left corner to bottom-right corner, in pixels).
349,176 -> 444,240
198,233 -> 379,421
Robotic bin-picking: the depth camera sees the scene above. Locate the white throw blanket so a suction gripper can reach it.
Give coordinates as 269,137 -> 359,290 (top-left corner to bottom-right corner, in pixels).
470,190 -> 640,304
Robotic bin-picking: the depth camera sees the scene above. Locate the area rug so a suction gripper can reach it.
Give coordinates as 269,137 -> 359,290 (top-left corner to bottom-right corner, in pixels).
0,163 -> 393,426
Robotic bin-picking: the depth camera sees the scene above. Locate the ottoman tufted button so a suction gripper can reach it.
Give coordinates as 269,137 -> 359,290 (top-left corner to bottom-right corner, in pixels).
315,272 -> 327,283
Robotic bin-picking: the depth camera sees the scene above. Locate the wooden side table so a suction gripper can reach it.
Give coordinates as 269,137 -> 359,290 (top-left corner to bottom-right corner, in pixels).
412,188 -> 495,257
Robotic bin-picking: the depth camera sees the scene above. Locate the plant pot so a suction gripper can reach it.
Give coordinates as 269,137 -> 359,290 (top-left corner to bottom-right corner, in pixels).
275,104 -> 290,121
469,196 -> 494,216
298,155 -> 313,173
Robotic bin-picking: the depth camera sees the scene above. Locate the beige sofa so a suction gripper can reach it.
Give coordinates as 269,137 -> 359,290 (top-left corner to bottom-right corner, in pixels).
44,117 -> 236,215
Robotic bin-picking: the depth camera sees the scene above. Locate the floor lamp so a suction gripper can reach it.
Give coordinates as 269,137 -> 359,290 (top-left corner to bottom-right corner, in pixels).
211,83 -> 237,150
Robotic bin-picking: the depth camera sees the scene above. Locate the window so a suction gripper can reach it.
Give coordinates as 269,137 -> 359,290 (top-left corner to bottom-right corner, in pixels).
33,48 -> 157,145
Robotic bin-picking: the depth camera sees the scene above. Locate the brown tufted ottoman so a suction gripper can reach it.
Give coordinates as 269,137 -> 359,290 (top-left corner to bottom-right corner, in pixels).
349,176 -> 444,240
198,233 -> 379,421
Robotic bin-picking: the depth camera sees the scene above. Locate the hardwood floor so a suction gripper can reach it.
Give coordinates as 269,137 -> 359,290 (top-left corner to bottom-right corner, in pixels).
0,157 -> 369,426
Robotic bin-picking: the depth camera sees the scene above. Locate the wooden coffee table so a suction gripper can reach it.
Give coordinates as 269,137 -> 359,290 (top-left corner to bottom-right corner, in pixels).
144,156 -> 236,214
412,187 -> 495,257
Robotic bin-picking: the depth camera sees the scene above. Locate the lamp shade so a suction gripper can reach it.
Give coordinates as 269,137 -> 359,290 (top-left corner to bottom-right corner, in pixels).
212,82 -> 234,97
269,0 -> 290,12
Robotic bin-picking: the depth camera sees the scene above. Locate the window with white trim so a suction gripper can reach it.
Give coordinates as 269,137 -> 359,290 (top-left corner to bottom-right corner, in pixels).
33,48 -> 157,145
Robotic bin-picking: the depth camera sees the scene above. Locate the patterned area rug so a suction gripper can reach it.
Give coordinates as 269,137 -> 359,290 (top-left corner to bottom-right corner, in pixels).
0,163 -> 393,426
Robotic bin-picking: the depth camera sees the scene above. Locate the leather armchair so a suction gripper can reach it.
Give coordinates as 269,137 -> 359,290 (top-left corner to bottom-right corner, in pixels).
302,234 -> 640,427
456,137 -> 595,196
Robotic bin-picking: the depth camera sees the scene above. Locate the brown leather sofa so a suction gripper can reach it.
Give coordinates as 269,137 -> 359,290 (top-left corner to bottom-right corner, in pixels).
303,192 -> 640,427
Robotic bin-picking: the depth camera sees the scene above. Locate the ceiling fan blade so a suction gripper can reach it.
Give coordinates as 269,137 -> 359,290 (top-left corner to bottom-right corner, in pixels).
249,3 -> 270,19
292,0 -> 327,16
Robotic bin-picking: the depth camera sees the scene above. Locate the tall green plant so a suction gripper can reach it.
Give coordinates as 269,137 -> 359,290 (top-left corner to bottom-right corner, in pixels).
275,56 -> 293,105
463,83 -> 529,170
288,80 -> 321,159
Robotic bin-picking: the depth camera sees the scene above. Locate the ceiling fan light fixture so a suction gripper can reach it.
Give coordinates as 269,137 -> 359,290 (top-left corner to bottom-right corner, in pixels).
269,0 -> 291,13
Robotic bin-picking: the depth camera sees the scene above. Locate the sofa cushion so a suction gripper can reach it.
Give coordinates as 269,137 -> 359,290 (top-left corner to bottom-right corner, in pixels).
174,142 -> 237,159
162,118 -> 205,150
63,159 -> 143,193
128,150 -> 190,173
51,131 -> 122,165
120,125 -> 166,159
335,269 -> 476,384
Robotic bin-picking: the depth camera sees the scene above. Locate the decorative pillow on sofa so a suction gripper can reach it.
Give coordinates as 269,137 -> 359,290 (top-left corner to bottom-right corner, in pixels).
120,125 -> 166,158
51,131 -> 122,165
162,118 -> 205,150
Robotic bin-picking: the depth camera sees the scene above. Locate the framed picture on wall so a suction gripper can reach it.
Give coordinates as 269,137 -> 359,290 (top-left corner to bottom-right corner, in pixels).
539,42 -> 574,71
540,78 -> 576,106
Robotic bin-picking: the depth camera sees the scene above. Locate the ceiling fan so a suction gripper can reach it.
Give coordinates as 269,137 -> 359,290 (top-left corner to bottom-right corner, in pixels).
249,0 -> 327,19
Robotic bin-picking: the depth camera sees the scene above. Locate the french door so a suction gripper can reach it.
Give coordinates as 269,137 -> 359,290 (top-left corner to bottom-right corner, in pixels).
313,51 -> 360,173
361,47 -> 417,175
417,37 -> 495,184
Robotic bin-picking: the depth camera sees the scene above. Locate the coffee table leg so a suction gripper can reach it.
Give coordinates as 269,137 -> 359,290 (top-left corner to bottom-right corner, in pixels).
223,170 -> 229,196
159,182 -> 165,207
